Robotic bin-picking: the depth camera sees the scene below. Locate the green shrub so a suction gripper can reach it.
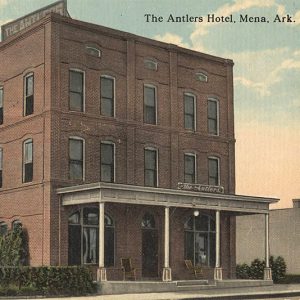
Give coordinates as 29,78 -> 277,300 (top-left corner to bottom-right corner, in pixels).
236,263 -> 250,279
0,266 -> 97,296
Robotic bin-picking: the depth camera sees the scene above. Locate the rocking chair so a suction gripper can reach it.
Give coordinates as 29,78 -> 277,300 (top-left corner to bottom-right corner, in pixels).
184,259 -> 204,279
121,258 -> 136,281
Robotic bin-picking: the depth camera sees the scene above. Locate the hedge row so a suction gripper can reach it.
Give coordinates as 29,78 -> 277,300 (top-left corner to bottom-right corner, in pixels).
0,266 -> 97,296
236,256 -> 286,283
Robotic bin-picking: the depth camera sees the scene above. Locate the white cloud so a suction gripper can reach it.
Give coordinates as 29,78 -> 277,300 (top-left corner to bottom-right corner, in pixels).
153,32 -> 191,49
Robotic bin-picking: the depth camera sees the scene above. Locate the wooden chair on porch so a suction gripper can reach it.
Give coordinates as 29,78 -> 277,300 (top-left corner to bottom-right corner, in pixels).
121,258 -> 136,281
184,259 -> 204,279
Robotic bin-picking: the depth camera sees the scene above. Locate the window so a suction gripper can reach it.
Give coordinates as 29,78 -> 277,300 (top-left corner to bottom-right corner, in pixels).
68,208 -> 115,266
144,59 -> 158,71
144,148 -> 157,187
100,76 -> 115,117
69,70 -> 84,112
184,214 -> 216,267
184,94 -> 196,130
208,99 -> 219,135
208,157 -> 220,186
100,142 -> 115,182
0,222 -> 8,236
0,87 -> 3,125
144,85 -> 156,124
86,45 -> 101,58
23,139 -> 33,183
141,213 -> 156,229
24,73 -> 34,116
196,72 -> 208,82
184,153 -> 196,184
0,148 -> 2,188
69,138 -> 84,180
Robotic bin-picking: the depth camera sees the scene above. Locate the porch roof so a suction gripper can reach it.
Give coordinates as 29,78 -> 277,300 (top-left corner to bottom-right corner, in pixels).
57,182 -> 279,214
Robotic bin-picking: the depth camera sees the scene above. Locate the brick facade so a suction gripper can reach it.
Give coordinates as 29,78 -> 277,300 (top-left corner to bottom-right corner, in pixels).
0,13 -> 236,280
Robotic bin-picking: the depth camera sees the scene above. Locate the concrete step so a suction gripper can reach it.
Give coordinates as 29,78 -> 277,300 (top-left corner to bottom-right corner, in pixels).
176,279 -> 209,286
176,284 -> 217,291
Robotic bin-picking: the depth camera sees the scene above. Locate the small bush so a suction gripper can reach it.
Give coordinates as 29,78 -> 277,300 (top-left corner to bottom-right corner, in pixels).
236,263 -> 251,279
0,266 -> 97,296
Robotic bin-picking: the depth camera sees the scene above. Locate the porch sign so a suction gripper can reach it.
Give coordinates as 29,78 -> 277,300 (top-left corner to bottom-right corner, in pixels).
1,0 -> 69,41
177,182 -> 224,194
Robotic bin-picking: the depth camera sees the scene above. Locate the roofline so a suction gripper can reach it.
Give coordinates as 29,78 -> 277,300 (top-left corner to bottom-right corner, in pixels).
0,13 -> 234,66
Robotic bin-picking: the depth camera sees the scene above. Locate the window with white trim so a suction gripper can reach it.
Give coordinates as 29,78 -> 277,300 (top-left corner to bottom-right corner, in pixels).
69,70 -> 84,112
144,85 -> 157,125
0,87 -> 3,125
184,153 -> 196,184
100,142 -> 115,182
86,45 -> 101,58
208,99 -> 219,135
208,157 -> 219,186
69,138 -> 84,180
184,93 -> 196,130
0,148 -> 2,188
24,73 -> 34,116
144,148 -> 158,187
144,58 -> 158,71
196,72 -> 208,82
100,76 -> 115,117
23,139 -> 33,183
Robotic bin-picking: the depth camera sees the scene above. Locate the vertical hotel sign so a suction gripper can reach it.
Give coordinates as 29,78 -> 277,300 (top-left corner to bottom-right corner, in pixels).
1,0 -> 69,41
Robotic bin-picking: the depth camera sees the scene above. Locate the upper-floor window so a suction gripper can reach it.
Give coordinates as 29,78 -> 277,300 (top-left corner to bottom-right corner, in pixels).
24,73 -> 34,116
100,76 -> 115,117
23,139 -> 33,183
196,72 -> 208,82
0,148 -> 2,188
208,99 -> 219,135
184,153 -> 196,184
69,137 -> 84,180
144,58 -> 158,71
69,70 -> 84,112
208,157 -> 220,186
86,45 -> 101,58
0,87 -> 3,125
144,85 -> 157,125
144,148 -> 158,187
184,93 -> 196,130
100,142 -> 115,182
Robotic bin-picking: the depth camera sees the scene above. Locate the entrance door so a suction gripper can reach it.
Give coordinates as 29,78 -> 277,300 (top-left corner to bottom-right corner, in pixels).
141,213 -> 158,278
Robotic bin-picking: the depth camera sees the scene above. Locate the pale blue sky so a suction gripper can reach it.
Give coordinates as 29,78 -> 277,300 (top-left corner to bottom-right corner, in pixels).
1,0 -> 300,207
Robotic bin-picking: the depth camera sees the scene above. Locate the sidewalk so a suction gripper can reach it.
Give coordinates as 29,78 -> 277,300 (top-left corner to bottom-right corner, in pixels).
9,284 -> 300,300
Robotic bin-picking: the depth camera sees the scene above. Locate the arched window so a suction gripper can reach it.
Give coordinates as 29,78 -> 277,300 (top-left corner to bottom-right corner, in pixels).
68,208 -> 115,266
184,214 -> 216,267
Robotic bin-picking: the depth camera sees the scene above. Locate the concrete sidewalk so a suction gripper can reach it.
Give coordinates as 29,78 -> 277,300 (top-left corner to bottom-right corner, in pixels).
10,284 -> 300,300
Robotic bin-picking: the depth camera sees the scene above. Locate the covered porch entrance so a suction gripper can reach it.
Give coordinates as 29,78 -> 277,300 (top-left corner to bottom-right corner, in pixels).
57,182 -> 278,283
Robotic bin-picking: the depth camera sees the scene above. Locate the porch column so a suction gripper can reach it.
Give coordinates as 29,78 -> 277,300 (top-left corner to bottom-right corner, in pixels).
214,210 -> 222,280
162,206 -> 172,281
264,213 -> 272,280
97,202 -> 107,281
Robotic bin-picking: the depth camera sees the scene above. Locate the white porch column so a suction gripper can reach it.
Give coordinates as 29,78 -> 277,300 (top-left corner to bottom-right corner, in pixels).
162,206 -> 172,281
214,210 -> 222,280
264,213 -> 272,280
97,202 -> 107,281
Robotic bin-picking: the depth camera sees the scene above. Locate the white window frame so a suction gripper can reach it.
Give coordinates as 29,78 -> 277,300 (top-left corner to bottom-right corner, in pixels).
208,98 -> 219,136
144,146 -> 159,187
208,156 -> 220,186
184,93 -> 197,131
144,58 -> 158,71
100,141 -> 116,183
196,72 -> 208,82
143,84 -> 157,125
184,152 -> 197,184
69,69 -> 85,113
23,138 -> 33,183
86,45 -> 101,58
23,73 -> 34,116
100,75 -> 116,118
69,136 -> 85,181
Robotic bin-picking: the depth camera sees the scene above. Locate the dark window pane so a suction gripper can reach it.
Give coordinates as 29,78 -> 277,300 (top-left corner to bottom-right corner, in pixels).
184,217 -> 193,230
101,144 -> 113,164
144,86 -> 155,106
145,150 -> 156,169
208,100 -> 218,135
141,213 -> 156,229
184,155 -> 195,183
25,95 -> 34,116
208,101 -> 217,118
70,71 -> 83,93
209,159 -> 219,185
24,162 -> 33,182
68,225 -> 81,265
26,75 -> 33,96
0,148 -> 2,170
105,227 -> 114,267
101,77 -> 113,99
83,208 -> 99,225
101,98 -> 113,117
144,106 -> 156,124
210,218 -> 216,231
0,108 -> 3,125
184,95 -> 194,114
101,165 -> 113,182
70,161 -> 83,179
185,115 -> 194,130
184,95 -> 195,130
0,170 -> 2,188
69,212 -> 80,224
70,92 -> 83,111
185,231 -> 194,263
0,89 -> 3,125
195,215 -> 209,231
208,119 -> 217,135
144,86 -> 156,124
83,227 -> 98,264
145,170 -> 155,186
209,233 -> 216,267
195,232 -> 208,265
